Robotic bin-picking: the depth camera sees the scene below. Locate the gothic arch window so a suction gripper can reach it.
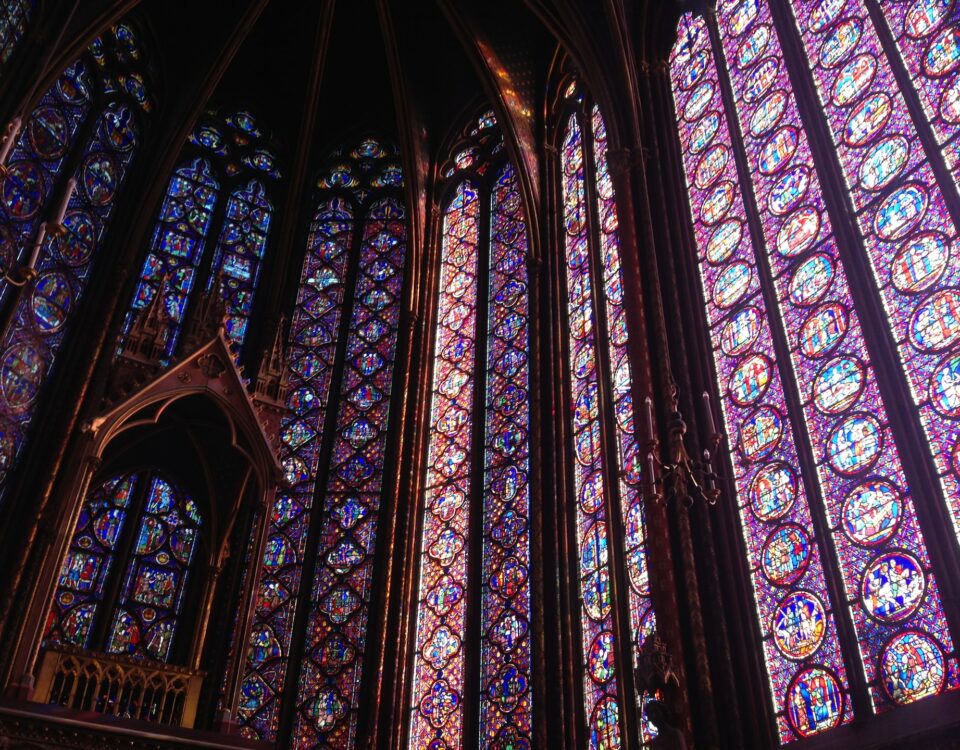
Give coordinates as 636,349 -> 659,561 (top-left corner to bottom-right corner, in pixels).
122,110 -> 278,358
238,136 -> 408,746
0,24 -> 150,500
408,110 -> 534,750
670,1 -> 960,742
45,470 -> 203,664
554,84 -> 658,748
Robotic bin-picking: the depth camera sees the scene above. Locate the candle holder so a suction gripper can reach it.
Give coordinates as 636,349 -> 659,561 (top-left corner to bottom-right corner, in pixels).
645,380 -> 724,506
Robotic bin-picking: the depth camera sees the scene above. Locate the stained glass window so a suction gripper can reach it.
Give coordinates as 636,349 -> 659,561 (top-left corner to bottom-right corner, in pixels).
123,111 -> 278,357
409,112 -> 534,749
670,0 -> 960,741
46,473 -> 138,648
46,471 -> 201,664
556,89 -> 662,747
238,138 -> 408,745
0,26 -> 149,501
107,475 -> 202,661
0,0 -> 32,68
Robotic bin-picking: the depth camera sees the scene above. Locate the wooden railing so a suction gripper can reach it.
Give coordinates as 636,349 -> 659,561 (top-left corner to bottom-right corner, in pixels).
33,646 -> 204,728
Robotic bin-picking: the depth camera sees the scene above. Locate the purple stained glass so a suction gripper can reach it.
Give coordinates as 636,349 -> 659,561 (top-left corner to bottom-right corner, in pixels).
877,0 -> 960,180
671,13 -> 852,741
123,158 -> 218,357
292,197 -> 406,748
0,34 -> 146,503
480,164 -> 533,745
560,110 -> 625,749
207,179 -> 272,348
45,473 -> 138,648
590,105 -> 660,742
105,474 -> 201,662
720,0 -> 958,716
788,0 -> 960,708
410,180 -> 479,749
238,198 -> 353,740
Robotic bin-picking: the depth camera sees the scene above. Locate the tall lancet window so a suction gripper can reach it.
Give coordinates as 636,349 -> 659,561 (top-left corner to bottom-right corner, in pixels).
122,110 -> 278,357
555,84 -> 658,748
409,111 -> 534,749
0,24 -> 150,500
670,2 -> 960,742
238,137 -> 408,747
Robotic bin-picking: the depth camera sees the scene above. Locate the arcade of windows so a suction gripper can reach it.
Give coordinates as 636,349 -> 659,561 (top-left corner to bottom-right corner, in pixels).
1,1 -> 960,748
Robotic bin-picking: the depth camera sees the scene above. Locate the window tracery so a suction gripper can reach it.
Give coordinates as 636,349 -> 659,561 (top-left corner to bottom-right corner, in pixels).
409,111 -> 534,750
238,137 -> 407,746
123,110 -> 277,357
671,0 -> 960,741
0,24 -> 149,501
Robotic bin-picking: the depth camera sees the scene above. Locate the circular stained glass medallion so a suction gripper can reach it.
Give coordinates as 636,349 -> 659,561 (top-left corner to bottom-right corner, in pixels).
729,0 -> 758,34
808,0 -> 849,32
843,480 -> 902,546
768,167 -> 810,216
737,24 -> 770,67
3,162 -> 43,219
588,631 -> 616,684
910,289 -> 960,351
773,591 -> 826,660
591,696 -> 621,750
729,353 -> 772,406
680,50 -> 709,90
875,184 -> 929,242
701,181 -> 735,224
931,354 -> 960,415
759,127 -> 798,175
0,343 -> 44,409
695,144 -> 730,189
941,76 -> 960,122
690,112 -> 720,154
739,406 -> 783,461
721,306 -> 761,356
844,94 -> 893,147
800,303 -> 848,358
712,261 -> 752,309
82,153 -> 118,206
308,687 -> 346,730
859,136 -> 910,192
744,58 -> 779,104
924,26 -> 960,77
820,18 -> 862,67
31,272 -> 72,332
778,206 -> 821,257
750,90 -> 788,137
751,463 -> 797,521
905,0 -> 951,39
892,232 -> 950,293
685,81 -> 715,122
707,220 -> 742,264
862,551 -> 925,622
788,253 -> 834,307
762,524 -> 812,586
827,414 -> 882,475
580,471 -> 604,514
56,210 -> 96,266
881,631 -> 946,704
582,568 -> 612,620
786,666 -> 844,737
813,357 -> 864,413
831,54 -> 877,107
28,108 -> 70,160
